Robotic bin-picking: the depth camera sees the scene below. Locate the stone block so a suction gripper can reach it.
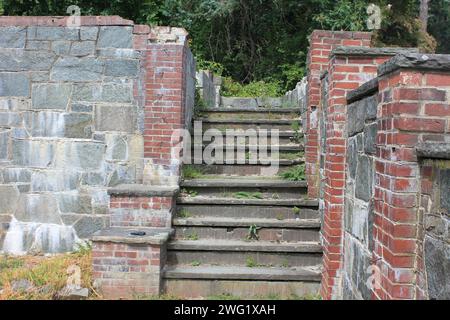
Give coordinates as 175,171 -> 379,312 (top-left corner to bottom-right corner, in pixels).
12,139 -> 56,168
0,73 -> 30,97
31,170 -> 80,192
56,141 -> 105,170
26,40 -> 50,51
0,50 -> 55,71
424,236 -> 450,300
73,215 -> 108,239
51,57 -> 104,82
363,123 -> 377,155
1,168 -> 31,183
347,137 -> 357,179
73,83 -> 133,103
105,59 -> 139,77
355,155 -> 373,202
14,193 -> 61,224
81,172 -> 107,186
97,26 -> 133,48
0,185 -> 20,213
0,112 -> 21,126
71,103 -> 93,113
24,111 -> 65,137
105,134 -> 128,161
365,95 -> 378,120
347,100 -> 365,137
80,27 -> 99,41
30,72 -> 50,82
440,169 -> 450,212
57,192 -> 92,214
0,27 -> 26,48
108,164 -> 136,187
28,27 -> 79,41
70,41 -> 95,56
31,83 -> 72,110
0,130 -> 9,159
63,113 -> 93,139
0,98 -> 30,111
95,105 -> 137,133
52,41 -> 71,55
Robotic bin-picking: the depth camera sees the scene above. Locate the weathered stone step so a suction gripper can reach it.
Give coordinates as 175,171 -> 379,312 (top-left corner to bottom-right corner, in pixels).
167,249 -> 322,268
181,178 -> 307,188
173,218 -> 320,242
163,265 -> 322,282
176,204 -> 319,220
220,97 -> 283,108
173,217 -> 320,228
168,239 -> 322,253
192,129 -> 303,144
200,119 -> 297,131
200,108 -> 300,121
191,144 -> 304,151
164,278 -> 320,299
184,163 -> 303,176
177,196 -> 318,207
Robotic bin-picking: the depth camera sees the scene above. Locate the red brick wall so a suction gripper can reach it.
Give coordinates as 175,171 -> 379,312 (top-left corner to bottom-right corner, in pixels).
373,70 -> 450,299
321,52 -> 394,299
306,31 -> 372,199
92,241 -> 166,299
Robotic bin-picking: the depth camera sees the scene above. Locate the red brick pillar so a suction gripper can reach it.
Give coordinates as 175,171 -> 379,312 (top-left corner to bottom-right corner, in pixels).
320,48 -> 407,300
373,54 -> 450,300
306,31 -> 372,199
142,27 -> 194,186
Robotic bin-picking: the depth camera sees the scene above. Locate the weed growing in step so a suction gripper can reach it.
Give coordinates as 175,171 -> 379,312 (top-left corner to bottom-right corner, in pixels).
181,188 -> 199,197
177,209 -> 192,218
191,261 -> 201,267
276,213 -> 285,221
291,121 -> 303,144
233,192 -> 264,200
246,224 -> 260,240
280,151 -> 304,161
246,257 -> 258,268
279,164 -> 306,181
182,165 -> 204,179
293,206 -> 301,215
186,232 -> 199,241
281,259 -> 290,268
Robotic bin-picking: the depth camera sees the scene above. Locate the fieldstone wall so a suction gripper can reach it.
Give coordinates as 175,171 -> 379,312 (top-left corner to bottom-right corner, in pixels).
0,17 -> 195,255
342,90 -> 378,300
196,70 -> 221,108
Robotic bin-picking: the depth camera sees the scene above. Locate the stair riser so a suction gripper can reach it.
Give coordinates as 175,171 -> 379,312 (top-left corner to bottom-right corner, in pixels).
164,279 -> 320,299
202,112 -> 300,121
181,187 -> 307,199
186,164 -> 297,176
193,134 -> 303,145
167,251 -> 322,268
176,205 -> 319,220
202,123 -> 294,131
174,226 -> 320,242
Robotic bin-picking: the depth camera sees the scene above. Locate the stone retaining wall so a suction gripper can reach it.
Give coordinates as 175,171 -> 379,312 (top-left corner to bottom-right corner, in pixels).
0,17 -> 194,254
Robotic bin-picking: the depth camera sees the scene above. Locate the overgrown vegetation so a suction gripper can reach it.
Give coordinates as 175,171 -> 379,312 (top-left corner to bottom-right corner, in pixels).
279,164 -> 306,181
246,224 -> 260,241
2,0 -> 447,94
182,165 -> 204,180
0,248 -> 96,300
233,192 -> 264,200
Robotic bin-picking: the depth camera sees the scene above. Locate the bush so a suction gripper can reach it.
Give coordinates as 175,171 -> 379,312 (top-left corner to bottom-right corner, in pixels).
221,78 -> 283,98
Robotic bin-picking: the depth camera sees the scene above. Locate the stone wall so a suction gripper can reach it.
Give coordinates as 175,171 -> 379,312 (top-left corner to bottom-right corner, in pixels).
196,70 -> 221,108
342,87 -> 378,300
0,17 -> 195,255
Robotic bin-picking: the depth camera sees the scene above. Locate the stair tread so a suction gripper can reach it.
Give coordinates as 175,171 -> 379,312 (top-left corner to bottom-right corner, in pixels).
194,130 -> 302,136
168,239 -> 322,253
173,217 -> 320,228
181,178 -> 307,188
178,196 -> 318,207
197,118 -> 298,124
163,265 -> 322,281
205,107 -> 300,113
187,159 -> 305,165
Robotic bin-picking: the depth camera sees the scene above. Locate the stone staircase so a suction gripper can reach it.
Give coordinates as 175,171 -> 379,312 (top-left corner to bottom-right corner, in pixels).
163,100 -> 322,299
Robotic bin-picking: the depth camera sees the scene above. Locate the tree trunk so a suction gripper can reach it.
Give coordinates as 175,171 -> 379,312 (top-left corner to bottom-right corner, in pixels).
420,0 -> 431,32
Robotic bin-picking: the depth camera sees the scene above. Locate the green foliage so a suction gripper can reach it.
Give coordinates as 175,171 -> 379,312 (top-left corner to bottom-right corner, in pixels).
428,0 -> 450,53
246,224 -> 260,241
233,192 -> 264,200
177,209 -> 192,218
280,164 -> 306,181
191,260 -> 201,267
185,232 -> 199,241
182,165 -> 204,179
221,78 -> 282,98
246,257 -> 257,268
313,0 -> 369,31
181,188 -> 198,197
293,206 -> 301,215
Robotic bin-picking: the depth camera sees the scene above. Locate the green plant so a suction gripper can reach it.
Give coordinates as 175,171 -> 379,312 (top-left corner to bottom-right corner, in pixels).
181,188 -> 199,197
186,232 -> 199,241
246,257 -> 257,268
221,77 -> 283,98
246,224 -> 260,240
280,164 -> 306,181
182,165 -> 204,180
191,260 -> 201,267
194,87 -> 207,118
177,209 -> 192,218
74,241 -> 92,255
233,192 -> 264,200
293,207 -> 301,215
281,259 -> 290,268
280,152 -> 304,161
276,213 -> 285,221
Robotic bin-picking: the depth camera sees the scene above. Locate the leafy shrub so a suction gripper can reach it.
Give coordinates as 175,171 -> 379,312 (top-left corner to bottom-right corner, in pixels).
221,77 -> 283,98
280,164 -> 306,181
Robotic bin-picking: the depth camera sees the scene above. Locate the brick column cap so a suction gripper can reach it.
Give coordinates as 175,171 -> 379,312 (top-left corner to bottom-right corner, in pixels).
92,227 -> 171,245
0,15 -> 134,26
416,142 -> 450,160
379,53 -> 450,77
108,184 -> 179,197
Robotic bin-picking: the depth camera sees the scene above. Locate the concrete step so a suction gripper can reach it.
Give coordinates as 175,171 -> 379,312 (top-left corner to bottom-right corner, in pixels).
163,265 -> 322,282
173,218 -> 320,242
168,239 -> 322,253
183,162 -> 303,176
191,144 -> 304,152
167,248 -> 322,268
164,278 -> 320,299
220,97 -> 284,108
176,204 -> 319,220
200,119 -> 297,131
181,178 -> 307,188
200,109 -> 300,121
177,196 -> 318,207
192,130 -> 304,145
